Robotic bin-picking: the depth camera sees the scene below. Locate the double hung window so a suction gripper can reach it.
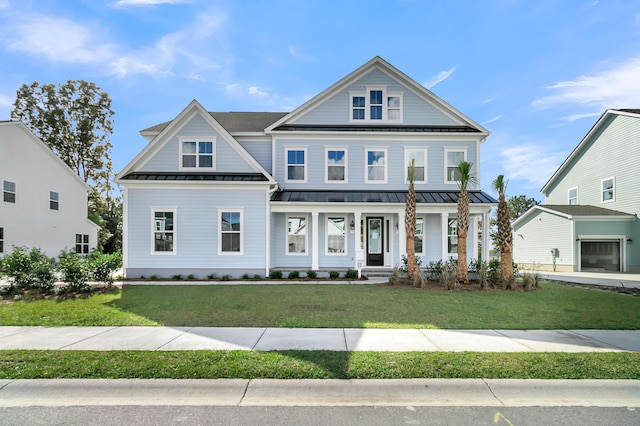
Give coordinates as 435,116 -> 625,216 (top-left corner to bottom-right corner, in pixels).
286,149 -> 306,181
601,177 -> 615,202
405,149 -> 427,182
50,191 -> 59,210
287,216 -> 307,254
366,149 -> 387,183
181,139 -> 214,169
0,227 -> 4,253
220,211 -> 242,254
153,209 -> 175,254
326,217 -> 346,254
350,86 -> 402,122
447,218 -> 458,254
445,150 -> 466,183
326,149 -> 347,182
3,181 -> 15,203
568,187 -> 578,205
75,234 -> 89,254
414,218 -> 424,254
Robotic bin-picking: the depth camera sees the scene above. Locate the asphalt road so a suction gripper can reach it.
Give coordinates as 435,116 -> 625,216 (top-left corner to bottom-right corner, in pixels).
1,406 -> 638,425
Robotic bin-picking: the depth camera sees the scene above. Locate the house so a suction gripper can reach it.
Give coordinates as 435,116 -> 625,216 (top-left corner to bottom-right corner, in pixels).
116,57 -> 496,278
513,109 -> 640,272
0,121 -> 100,258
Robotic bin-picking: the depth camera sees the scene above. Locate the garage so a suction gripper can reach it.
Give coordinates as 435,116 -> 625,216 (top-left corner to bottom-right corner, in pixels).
580,240 -> 621,272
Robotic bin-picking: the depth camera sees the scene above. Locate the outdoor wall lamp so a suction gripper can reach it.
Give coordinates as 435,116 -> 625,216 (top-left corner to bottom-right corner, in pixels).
349,220 -> 355,231
627,238 -> 633,244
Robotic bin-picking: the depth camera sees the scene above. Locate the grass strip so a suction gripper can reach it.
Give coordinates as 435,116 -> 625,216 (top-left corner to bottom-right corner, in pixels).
2,350 -> 639,380
1,282 -> 639,329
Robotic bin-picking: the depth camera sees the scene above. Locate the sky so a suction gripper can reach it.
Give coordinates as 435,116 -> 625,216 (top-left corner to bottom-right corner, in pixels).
1,0 -> 639,202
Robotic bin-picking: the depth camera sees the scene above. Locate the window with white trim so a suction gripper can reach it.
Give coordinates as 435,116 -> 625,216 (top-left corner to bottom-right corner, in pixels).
0,227 -> 4,253
286,148 -> 306,181
220,210 -> 242,254
601,177 -> 615,202
568,187 -> 578,205
153,209 -> 176,254
414,218 -> 424,254
326,148 -> 347,182
405,149 -> 427,183
326,216 -> 346,255
287,216 -> 307,254
448,218 -> 458,254
3,181 -> 16,203
180,139 -> 214,169
366,149 -> 387,183
350,87 -> 403,122
75,234 -> 89,254
50,191 -> 59,210
445,149 -> 467,183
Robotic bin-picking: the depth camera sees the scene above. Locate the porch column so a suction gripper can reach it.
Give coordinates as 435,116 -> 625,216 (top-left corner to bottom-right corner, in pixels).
354,211 -> 363,272
398,211 -> 406,265
441,213 -> 449,260
482,211 -> 490,261
312,211 -> 319,271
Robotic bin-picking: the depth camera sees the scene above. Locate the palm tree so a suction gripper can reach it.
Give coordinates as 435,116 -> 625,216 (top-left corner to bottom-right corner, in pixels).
404,159 -> 423,286
492,175 -> 514,289
455,161 -> 475,284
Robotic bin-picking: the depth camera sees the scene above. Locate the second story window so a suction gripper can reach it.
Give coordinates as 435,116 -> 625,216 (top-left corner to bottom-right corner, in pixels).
50,191 -> 59,210
568,187 -> 578,205
286,148 -> 306,182
326,149 -> 347,182
350,87 -> 402,122
405,149 -> 427,183
445,149 -> 467,183
3,180 -> 16,203
181,139 -> 214,169
366,149 -> 387,183
601,177 -> 615,202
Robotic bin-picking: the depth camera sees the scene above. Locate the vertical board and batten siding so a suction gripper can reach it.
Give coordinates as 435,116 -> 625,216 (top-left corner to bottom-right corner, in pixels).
545,115 -> 640,215
291,69 -> 460,126
273,138 -> 478,191
237,139 -> 272,173
139,114 -> 254,173
126,187 -> 267,273
513,210 -> 575,269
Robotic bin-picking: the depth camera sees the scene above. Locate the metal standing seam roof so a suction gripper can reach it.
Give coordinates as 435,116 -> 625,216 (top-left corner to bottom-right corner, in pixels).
272,124 -> 482,133
120,172 -> 270,182
271,190 -> 497,204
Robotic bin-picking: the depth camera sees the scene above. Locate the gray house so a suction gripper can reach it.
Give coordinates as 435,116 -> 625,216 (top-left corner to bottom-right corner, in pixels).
513,109 -> 640,272
116,57 -> 497,278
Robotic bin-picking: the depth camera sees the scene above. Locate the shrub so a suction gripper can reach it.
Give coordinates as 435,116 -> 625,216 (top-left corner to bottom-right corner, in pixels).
0,246 -> 56,294
400,254 -> 422,273
86,250 -> 122,284
440,259 -> 457,291
58,250 -> 92,293
306,270 -> 317,279
207,273 -> 219,280
269,270 -> 283,279
252,274 -> 262,280
149,274 -> 160,280
287,270 -> 300,279
172,274 -> 183,280
329,271 -> 340,279
470,259 -> 489,290
242,273 -> 250,279
345,269 -> 358,279
221,274 -> 232,281
426,260 -> 443,281
187,274 -> 196,280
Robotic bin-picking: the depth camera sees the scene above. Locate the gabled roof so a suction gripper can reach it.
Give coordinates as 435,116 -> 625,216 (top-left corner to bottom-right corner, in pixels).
513,204 -> 635,227
141,112 -> 288,136
265,56 -> 490,137
0,121 -> 91,191
116,100 -> 275,184
541,109 -> 640,194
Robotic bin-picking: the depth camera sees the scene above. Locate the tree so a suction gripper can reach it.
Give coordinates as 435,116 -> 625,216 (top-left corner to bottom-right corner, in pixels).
11,80 -> 115,206
404,159 -> 424,287
456,161 -> 475,284
489,195 -> 539,250
493,175 -> 514,289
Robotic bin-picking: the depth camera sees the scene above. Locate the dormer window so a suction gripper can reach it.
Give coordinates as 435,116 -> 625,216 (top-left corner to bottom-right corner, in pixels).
350,86 -> 402,122
180,138 -> 214,169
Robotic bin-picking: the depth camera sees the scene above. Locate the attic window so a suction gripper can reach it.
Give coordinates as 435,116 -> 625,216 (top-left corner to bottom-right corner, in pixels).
180,138 -> 214,169
350,86 -> 402,123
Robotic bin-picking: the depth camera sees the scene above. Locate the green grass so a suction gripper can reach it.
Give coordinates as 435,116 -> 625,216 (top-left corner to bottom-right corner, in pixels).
1,282 -> 638,329
1,350 -> 638,379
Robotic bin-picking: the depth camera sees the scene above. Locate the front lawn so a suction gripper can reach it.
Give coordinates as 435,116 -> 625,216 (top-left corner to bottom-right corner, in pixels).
1,282 -> 639,329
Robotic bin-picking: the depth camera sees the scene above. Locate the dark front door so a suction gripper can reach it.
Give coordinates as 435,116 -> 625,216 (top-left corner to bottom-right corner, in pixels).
366,217 -> 384,266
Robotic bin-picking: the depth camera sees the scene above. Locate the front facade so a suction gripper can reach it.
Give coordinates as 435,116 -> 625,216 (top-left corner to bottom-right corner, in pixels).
513,109 -> 640,272
117,57 -> 496,278
0,121 -> 99,258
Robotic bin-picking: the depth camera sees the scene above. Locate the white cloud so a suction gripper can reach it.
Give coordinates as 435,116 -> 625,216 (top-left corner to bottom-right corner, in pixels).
248,86 -> 268,97
423,66 -> 457,89
0,92 -> 12,108
482,114 -> 503,125
560,112 -> 602,123
500,144 -> 564,189
533,57 -> 640,110
288,46 -> 315,62
112,0 -> 189,7
0,0 -> 9,9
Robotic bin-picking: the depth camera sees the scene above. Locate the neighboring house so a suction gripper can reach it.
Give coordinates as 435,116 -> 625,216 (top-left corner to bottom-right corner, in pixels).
116,57 -> 496,278
513,109 -> 640,272
0,121 -> 100,258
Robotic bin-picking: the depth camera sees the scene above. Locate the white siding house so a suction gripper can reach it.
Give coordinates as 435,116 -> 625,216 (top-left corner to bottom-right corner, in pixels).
513,109 -> 640,272
117,57 -> 497,278
0,121 -> 100,257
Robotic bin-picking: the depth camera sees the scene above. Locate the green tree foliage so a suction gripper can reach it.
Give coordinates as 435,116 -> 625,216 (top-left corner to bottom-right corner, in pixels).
489,195 -> 540,251
492,175 -> 514,289
455,161 -> 475,284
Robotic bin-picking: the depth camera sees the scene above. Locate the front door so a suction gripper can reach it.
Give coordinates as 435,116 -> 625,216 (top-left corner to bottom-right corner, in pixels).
366,217 -> 384,266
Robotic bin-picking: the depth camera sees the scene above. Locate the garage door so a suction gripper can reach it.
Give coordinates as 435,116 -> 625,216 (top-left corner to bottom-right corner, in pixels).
580,241 -> 621,272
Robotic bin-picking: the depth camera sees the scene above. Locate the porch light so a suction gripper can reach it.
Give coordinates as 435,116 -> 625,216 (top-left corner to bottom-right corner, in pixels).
350,220 -> 355,231
627,238 -> 633,244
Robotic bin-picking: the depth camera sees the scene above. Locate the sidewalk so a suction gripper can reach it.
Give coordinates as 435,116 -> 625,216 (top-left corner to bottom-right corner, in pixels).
1,326 -> 639,352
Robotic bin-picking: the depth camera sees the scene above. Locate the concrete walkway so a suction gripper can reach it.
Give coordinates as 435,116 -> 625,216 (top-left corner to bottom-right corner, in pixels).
1,326 -> 639,352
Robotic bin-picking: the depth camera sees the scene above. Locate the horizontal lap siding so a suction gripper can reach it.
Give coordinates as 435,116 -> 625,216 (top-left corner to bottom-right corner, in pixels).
513,211 -> 574,268
274,139 -> 478,191
238,140 -> 272,173
127,187 -> 267,270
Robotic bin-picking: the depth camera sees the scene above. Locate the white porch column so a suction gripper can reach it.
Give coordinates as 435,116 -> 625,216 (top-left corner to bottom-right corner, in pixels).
398,211 -> 406,265
354,211 -> 363,273
482,211 -> 490,261
312,211 -> 319,271
441,213 -> 449,260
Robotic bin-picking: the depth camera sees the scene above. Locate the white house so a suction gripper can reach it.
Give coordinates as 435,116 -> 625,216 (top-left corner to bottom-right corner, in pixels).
116,57 -> 496,278
513,109 -> 640,272
0,121 -> 99,257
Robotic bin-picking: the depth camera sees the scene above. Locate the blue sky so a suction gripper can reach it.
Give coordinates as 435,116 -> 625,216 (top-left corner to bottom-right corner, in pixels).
1,0 -> 639,201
